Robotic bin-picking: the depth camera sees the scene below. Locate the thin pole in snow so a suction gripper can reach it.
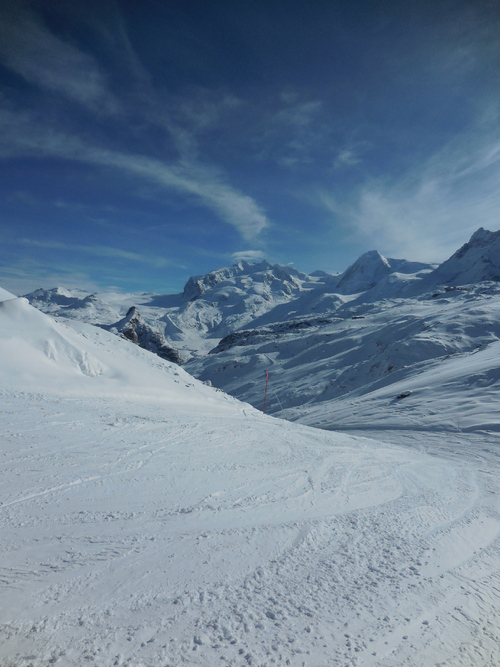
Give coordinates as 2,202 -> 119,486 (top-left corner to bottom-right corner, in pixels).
263,371 -> 269,413
273,388 -> 284,412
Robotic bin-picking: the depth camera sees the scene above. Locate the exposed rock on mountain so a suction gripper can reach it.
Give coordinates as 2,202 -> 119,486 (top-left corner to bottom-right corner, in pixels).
103,306 -> 183,365
209,316 -> 336,354
182,259 -> 307,302
21,227 -> 500,416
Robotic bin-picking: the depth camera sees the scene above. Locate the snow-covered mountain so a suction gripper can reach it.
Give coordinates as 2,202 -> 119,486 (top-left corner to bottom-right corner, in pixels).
333,250 -> 433,294
181,259 -> 307,301
25,286 -> 120,324
428,227 -> 500,286
171,259 -> 313,340
20,227 -> 500,425
22,252 -> 431,352
1,274 -> 499,666
101,305 -> 184,364
191,281 -> 500,425
23,260 -> 318,355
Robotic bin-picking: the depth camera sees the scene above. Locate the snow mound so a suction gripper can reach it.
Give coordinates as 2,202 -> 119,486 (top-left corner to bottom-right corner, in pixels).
0,297 -> 104,383
0,297 -> 235,408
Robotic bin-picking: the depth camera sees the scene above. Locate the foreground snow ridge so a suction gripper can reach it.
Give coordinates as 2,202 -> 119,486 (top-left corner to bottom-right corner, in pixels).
0,296 -> 499,666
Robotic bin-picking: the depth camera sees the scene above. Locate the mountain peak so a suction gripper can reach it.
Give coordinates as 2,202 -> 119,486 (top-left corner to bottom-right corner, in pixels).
23,286 -> 120,324
431,227 -> 500,285
182,260 -> 305,302
234,259 -> 272,273
24,286 -> 84,306
468,227 -> 499,246
336,250 -> 391,293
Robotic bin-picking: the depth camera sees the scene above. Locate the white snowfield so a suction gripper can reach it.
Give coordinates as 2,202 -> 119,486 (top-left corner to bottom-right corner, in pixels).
1,295 -> 499,666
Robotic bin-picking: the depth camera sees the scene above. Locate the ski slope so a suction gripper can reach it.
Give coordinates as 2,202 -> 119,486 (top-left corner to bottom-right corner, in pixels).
0,295 -> 499,666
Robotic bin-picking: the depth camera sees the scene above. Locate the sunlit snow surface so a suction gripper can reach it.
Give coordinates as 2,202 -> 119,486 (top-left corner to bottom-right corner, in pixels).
0,297 -> 499,666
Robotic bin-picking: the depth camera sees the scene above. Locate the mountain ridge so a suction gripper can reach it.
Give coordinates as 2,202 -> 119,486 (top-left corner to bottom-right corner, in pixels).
19,227 -> 500,421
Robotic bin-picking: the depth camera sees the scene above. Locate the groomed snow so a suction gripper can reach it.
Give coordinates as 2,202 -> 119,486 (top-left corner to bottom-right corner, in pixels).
1,297 -> 499,666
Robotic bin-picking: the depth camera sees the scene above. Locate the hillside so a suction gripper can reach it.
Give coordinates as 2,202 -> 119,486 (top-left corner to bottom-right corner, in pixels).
21,228 -> 500,433
0,292 -> 499,666
188,282 -> 500,424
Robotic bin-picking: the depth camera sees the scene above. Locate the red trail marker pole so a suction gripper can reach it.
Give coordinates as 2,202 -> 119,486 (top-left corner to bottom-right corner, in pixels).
262,372 -> 269,413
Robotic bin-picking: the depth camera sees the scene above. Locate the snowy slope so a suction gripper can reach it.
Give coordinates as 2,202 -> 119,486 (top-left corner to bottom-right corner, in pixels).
24,287 -> 120,324
19,228 -> 500,428
0,297 -> 224,406
0,287 -> 16,301
293,334 -> 500,433
23,261 -> 321,357
428,227 -> 500,286
1,295 -> 499,666
186,282 -> 500,419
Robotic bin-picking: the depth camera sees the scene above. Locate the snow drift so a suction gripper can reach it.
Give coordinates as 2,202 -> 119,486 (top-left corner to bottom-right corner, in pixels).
0,296 -> 231,408
0,296 -> 498,666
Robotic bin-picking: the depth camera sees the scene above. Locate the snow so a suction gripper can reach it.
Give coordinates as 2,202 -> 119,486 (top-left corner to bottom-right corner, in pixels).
3,229 -> 500,665
0,298 -> 228,407
20,245 -> 435,361
184,282 -> 500,430
23,288 -> 120,325
0,287 -> 16,302
1,291 -> 499,666
335,250 -> 392,293
428,227 -> 500,286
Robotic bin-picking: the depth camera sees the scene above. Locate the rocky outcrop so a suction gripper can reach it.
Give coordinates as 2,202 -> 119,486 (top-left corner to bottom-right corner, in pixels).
104,307 -> 183,365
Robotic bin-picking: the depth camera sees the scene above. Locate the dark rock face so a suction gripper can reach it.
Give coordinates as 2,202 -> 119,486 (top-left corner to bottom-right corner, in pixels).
209,316 -> 335,354
105,306 -> 184,365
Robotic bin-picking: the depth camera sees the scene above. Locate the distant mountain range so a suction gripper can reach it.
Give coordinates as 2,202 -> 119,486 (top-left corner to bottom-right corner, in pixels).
22,227 -> 500,424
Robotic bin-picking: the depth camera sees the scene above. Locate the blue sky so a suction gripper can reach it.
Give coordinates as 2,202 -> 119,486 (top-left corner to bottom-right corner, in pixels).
1,0 -> 500,294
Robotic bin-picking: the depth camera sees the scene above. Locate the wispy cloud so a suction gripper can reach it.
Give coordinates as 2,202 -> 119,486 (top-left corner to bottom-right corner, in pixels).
20,239 -> 168,268
253,94 -> 328,168
334,148 -> 362,169
0,2 -> 116,113
0,106 -> 268,240
0,259 -> 103,295
231,250 -> 266,263
91,150 -> 268,240
320,115 -> 500,262
0,3 -> 268,242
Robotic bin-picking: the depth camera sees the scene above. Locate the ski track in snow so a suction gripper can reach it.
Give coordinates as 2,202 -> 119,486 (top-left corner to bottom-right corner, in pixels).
1,392 -> 499,666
